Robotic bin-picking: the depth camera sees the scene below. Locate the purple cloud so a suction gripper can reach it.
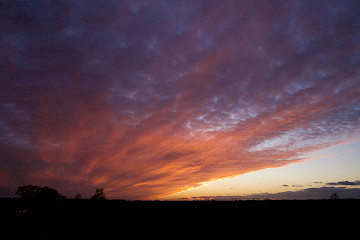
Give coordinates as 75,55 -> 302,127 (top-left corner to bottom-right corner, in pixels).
1,0 -> 360,199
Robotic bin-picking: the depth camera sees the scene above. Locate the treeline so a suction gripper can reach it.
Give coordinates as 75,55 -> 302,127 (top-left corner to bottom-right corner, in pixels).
15,185 -> 106,200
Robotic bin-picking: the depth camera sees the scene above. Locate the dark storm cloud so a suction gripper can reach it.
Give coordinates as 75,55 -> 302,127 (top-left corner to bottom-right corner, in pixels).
1,0 -> 360,199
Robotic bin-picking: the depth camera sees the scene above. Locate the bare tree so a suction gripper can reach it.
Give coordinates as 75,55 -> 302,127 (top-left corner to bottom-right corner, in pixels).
74,193 -> 82,199
330,191 -> 339,200
91,188 -> 106,200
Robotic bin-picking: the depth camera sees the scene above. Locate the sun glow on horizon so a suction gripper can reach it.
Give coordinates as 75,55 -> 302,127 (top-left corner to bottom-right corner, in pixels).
160,141 -> 360,200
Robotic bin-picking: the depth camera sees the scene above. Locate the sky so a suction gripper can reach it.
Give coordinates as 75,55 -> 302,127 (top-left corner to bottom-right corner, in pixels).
0,0 -> 359,200
161,140 -> 360,200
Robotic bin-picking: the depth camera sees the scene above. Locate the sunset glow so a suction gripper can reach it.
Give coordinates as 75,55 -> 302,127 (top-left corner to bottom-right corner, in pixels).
1,0 -> 359,200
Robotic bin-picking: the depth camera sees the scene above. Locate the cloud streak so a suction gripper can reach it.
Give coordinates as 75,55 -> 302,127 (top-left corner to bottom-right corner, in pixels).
327,181 -> 360,186
185,187 -> 360,200
1,0 -> 360,199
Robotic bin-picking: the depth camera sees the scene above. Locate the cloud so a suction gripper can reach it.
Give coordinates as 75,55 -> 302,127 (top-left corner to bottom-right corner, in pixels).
1,1 -> 360,199
187,187 -> 360,200
255,187 -> 360,200
327,181 -> 360,186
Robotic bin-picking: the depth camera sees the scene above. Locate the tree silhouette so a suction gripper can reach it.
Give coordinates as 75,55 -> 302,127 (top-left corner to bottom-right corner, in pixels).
330,191 -> 339,200
16,185 -> 64,200
91,188 -> 106,200
16,185 -> 41,199
37,187 -> 64,200
74,193 -> 82,199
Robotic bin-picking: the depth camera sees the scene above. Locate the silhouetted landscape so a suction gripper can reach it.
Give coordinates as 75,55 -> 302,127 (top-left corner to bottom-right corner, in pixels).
2,186 -> 359,239
2,1 -> 360,238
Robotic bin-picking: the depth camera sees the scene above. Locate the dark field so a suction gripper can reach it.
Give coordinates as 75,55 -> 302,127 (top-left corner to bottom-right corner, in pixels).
2,198 -> 359,239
